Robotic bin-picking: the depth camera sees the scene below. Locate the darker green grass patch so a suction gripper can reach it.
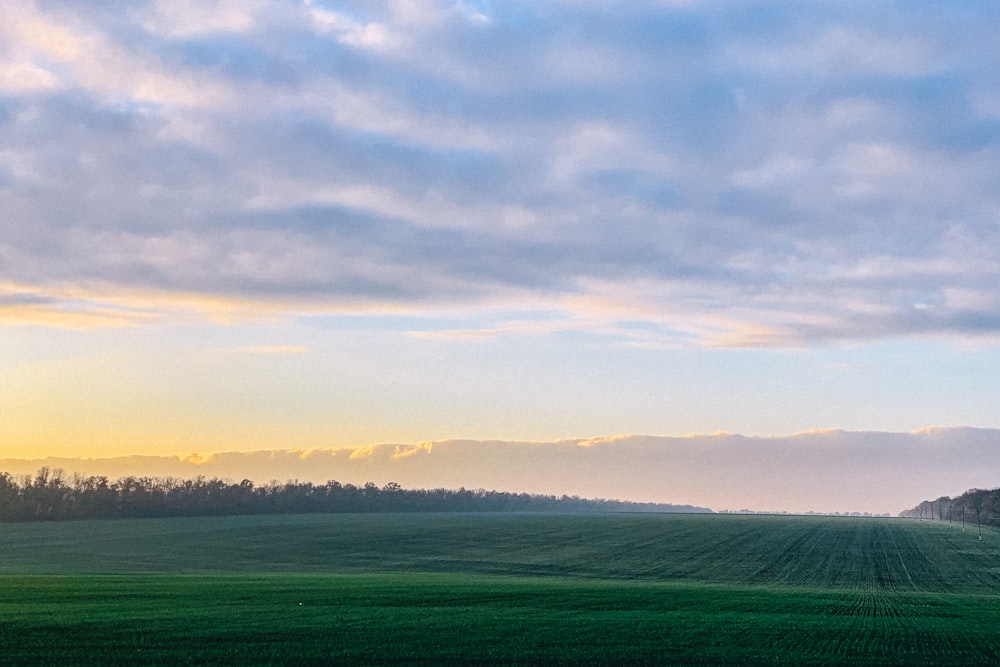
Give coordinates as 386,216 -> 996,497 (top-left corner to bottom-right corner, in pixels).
2,573 -> 1000,666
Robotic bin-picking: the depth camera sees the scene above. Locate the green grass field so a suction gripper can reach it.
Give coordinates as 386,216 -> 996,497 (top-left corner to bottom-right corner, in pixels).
1,513 -> 998,665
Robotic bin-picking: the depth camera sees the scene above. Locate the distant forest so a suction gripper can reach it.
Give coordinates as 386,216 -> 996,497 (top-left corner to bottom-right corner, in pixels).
901,487 -> 1000,533
0,468 -> 711,522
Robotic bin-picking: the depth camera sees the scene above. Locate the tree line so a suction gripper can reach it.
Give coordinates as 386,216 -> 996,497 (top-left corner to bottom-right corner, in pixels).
0,468 -> 710,522
900,487 -> 1000,537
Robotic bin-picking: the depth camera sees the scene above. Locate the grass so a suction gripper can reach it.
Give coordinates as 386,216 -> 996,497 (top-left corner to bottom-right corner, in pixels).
1,513 -> 999,665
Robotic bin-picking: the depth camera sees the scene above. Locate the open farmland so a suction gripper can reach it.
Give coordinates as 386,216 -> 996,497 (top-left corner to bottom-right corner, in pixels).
1,513 -> 999,665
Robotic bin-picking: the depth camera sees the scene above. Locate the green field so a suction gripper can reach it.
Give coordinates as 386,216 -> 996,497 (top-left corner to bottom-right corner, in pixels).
1,513 -> 999,665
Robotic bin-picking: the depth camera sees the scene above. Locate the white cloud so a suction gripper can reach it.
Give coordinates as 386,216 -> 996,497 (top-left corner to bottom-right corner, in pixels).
2,2 -> 229,108
144,0 -> 262,37
309,6 -> 392,49
0,61 -> 60,92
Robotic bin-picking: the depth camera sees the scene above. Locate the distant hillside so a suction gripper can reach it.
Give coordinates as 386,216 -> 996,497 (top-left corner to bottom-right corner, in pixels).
0,468 -> 711,521
900,487 -> 1000,533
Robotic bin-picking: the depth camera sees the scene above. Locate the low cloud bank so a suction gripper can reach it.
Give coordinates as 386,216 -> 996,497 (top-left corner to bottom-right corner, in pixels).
4,428 -> 998,514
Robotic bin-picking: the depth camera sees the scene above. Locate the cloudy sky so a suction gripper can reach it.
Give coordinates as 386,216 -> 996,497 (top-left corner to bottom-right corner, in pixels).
3,1 -> 1000,511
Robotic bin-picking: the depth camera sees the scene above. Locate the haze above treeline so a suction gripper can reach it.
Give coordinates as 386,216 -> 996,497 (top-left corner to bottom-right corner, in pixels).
3,428 -> 999,515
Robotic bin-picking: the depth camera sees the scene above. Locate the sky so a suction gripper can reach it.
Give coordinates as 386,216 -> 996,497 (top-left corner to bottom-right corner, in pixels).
2,1 -> 1000,512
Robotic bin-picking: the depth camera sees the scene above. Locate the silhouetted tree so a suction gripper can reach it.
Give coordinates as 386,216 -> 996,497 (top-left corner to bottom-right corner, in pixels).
0,469 -> 710,522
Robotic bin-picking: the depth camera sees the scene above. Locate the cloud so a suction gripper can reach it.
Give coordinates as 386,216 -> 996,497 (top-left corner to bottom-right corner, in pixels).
0,282 -> 157,329
391,442 -> 433,459
143,0 -> 262,37
3,428 -> 999,514
0,62 -> 60,92
348,444 -> 378,460
308,5 -> 392,49
4,1 -> 1000,347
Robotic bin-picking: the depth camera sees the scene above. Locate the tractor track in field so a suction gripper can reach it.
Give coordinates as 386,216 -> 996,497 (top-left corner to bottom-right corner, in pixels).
771,520 -> 1000,665
884,522 -> 917,590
